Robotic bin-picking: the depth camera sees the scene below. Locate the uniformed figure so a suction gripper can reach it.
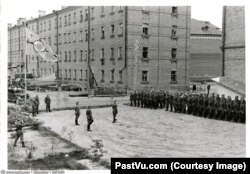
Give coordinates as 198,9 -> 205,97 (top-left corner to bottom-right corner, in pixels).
165,92 -> 170,111
130,92 -> 134,106
112,100 -> 118,123
133,91 -> 137,107
32,102 -> 36,117
213,94 -> 220,119
203,94 -> 209,117
13,119 -> 25,147
86,106 -> 94,131
75,102 -> 80,125
35,95 -> 40,114
239,97 -> 245,123
45,94 -> 51,112
226,96 -> 233,121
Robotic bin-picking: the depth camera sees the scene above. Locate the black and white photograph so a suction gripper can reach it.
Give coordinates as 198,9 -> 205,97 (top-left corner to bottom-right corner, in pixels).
1,0 -> 247,173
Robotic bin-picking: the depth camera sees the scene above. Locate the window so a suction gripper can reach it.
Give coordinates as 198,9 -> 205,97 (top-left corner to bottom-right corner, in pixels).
68,51 -> 71,61
142,71 -> 148,82
64,16 -> 67,26
40,23 -> 42,33
74,13 -> 77,23
65,70 -> 67,78
101,70 -> 105,82
119,23 -> 123,36
80,70 -> 83,79
111,48 -> 114,58
85,70 -> 88,79
85,30 -> 88,41
101,26 -> 105,38
65,52 -> 67,61
111,69 -> 114,81
172,6 -> 178,14
80,11 -> 83,22
74,50 -> 77,61
85,9 -> 89,20
44,21 -> 46,31
85,49 -> 88,60
119,70 -> 122,82
58,34 -> 61,44
64,33 -> 67,43
171,48 -> 177,59
69,69 -> 71,78
111,25 -> 115,35
142,47 -> 148,59
54,18 -> 57,29
74,69 -> 77,78
80,50 -> 83,60
172,25 -> 177,36
68,33 -> 71,43
91,49 -> 94,60
48,37 -> 51,46
142,24 -> 149,37
91,28 -> 95,39
171,71 -> 177,82
118,47 -> 122,58
59,17 -> 62,27
68,14 -> 71,25
91,7 -> 94,17
73,32 -> 76,42
48,20 -> 51,30
80,31 -> 83,41
101,48 -> 105,59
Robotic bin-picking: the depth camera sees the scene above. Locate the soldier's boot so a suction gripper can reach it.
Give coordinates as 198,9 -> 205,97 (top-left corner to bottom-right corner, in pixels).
21,142 -> 25,148
75,119 -> 80,125
87,124 -> 90,131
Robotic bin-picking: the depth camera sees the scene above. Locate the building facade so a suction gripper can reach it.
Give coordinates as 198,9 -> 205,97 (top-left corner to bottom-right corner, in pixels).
221,6 -> 245,84
190,19 -> 222,81
8,6 -> 191,91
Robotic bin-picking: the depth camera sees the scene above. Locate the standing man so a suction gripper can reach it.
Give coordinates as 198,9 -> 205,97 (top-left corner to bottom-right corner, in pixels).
207,83 -> 211,96
112,100 -> 118,123
45,94 -> 51,112
75,102 -> 80,125
35,95 -> 40,114
86,106 -> 94,131
13,119 -> 25,147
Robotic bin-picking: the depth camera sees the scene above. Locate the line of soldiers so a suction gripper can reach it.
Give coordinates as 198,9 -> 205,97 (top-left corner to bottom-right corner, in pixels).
129,90 -> 245,123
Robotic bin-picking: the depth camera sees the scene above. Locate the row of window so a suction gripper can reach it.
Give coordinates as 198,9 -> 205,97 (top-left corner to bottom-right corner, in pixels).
57,47 -> 123,62
58,69 -> 123,83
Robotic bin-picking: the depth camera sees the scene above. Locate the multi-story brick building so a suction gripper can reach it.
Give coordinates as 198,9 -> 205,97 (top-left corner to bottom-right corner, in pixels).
8,6 -> 191,91
190,19 -> 222,81
221,6 -> 245,83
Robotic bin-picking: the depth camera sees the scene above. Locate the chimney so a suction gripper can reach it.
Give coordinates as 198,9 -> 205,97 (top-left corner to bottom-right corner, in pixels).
38,10 -> 46,17
17,18 -> 26,25
61,6 -> 68,10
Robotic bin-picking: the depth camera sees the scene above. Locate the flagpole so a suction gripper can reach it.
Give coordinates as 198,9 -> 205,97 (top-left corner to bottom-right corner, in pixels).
24,24 -> 27,103
87,6 -> 91,98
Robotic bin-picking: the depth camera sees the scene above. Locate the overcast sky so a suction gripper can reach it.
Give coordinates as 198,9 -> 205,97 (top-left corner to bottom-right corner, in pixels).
5,0 -> 228,28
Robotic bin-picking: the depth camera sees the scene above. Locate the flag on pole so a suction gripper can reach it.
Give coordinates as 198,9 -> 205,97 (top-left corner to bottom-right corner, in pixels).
26,28 -> 58,62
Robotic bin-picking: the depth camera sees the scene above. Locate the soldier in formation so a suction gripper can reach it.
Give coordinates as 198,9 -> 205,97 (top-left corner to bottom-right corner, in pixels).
129,90 -> 245,123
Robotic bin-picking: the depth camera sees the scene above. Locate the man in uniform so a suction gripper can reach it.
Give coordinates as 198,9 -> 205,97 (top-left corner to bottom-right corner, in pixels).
45,94 -> 51,112
130,91 -> 134,106
133,91 -> 137,107
112,100 -> 118,123
239,97 -> 245,123
165,91 -> 170,111
213,94 -> 220,120
86,106 -> 94,131
226,96 -> 233,121
14,119 -> 25,147
35,95 -> 40,114
75,101 -> 80,125
203,94 -> 209,118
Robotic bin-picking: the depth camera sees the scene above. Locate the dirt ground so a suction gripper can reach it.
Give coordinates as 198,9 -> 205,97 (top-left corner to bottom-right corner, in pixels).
37,104 -> 246,160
